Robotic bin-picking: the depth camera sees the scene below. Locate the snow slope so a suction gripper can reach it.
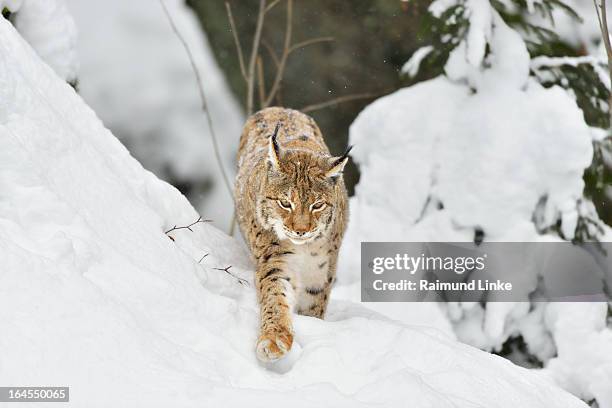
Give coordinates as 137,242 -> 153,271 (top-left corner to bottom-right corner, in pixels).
65,0 -> 244,230
0,16 -> 588,408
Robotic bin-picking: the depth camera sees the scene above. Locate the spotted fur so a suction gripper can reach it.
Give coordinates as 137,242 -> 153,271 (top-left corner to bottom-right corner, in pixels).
234,107 -> 349,362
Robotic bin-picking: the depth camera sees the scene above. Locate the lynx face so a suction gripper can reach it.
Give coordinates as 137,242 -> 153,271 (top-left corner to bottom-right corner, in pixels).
259,127 -> 349,245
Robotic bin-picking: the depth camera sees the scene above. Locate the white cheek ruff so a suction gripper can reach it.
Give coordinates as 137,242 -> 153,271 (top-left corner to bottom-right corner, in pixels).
289,238 -> 308,245
272,221 -> 287,240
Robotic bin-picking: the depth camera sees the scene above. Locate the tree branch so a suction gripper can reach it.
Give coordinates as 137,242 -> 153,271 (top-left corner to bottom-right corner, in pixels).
265,0 -> 282,13
595,0 -> 606,40
263,0 -> 293,107
257,55 -> 266,106
164,216 -> 211,236
213,265 -> 249,286
300,92 -> 382,113
594,0 -> 612,132
246,0 -> 267,115
225,1 -> 266,236
599,0 -> 612,61
262,39 -> 280,69
225,2 -> 247,81
289,36 -> 335,53
159,1 -> 235,219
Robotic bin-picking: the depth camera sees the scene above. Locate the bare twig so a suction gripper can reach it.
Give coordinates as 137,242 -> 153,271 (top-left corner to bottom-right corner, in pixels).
263,0 -> 293,107
225,2 -> 247,81
164,216 -> 211,235
300,92 -> 381,113
213,265 -> 249,286
275,86 -> 284,106
595,0 -> 606,43
247,0 -> 267,115
262,39 -> 280,69
262,35 -> 333,108
197,256 -> 248,286
596,0 -> 612,60
289,36 -> 335,53
594,0 -> 612,131
225,0 -> 267,236
159,1 -> 235,224
265,0 -> 282,13
229,213 -> 238,237
257,56 -> 266,107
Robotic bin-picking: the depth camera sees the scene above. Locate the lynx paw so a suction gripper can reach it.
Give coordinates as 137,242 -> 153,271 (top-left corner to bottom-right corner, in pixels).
256,329 -> 293,362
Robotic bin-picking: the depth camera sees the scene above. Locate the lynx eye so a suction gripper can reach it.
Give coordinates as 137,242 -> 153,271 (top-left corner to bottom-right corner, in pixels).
310,201 -> 326,212
277,199 -> 293,211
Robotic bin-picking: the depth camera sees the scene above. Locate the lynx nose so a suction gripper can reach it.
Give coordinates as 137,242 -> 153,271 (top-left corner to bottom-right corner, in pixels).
291,214 -> 311,235
292,225 -> 310,235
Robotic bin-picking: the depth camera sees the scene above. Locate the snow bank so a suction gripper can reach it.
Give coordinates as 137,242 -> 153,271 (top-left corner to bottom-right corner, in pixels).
341,76 -> 592,281
0,16 -> 587,408
543,303 -> 612,406
340,1 -> 612,406
65,0 -> 243,230
1,0 -> 78,83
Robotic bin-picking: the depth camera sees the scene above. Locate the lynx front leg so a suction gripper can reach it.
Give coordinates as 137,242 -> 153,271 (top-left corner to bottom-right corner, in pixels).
299,285 -> 332,318
255,264 -> 295,362
297,248 -> 338,318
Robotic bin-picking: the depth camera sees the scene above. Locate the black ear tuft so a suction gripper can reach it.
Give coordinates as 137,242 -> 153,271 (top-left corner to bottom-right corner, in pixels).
326,145 -> 353,178
330,145 -> 353,168
268,122 -> 282,170
271,122 -> 281,155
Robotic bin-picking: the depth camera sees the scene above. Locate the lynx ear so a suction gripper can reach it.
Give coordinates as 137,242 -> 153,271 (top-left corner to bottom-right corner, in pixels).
326,145 -> 353,178
268,122 -> 282,170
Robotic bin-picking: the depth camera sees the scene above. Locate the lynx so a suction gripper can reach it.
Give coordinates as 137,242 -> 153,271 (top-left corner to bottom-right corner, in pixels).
235,107 -> 350,362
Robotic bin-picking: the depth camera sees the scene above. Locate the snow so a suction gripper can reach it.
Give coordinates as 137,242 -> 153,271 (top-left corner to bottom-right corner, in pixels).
429,0 -> 460,18
543,303 -> 612,406
525,0 -> 538,14
64,0 -> 244,231
464,0 -> 492,68
446,7 -> 530,90
531,55 -> 611,93
528,0 -> 611,95
342,75 -> 591,275
1,0 -> 78,83
341,76 -> 610,400
400,45 -> 433,78
544,0 -> 605,54
341,0 -> 612,406
0,0 -> 23,13
0,15 -> 588,408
